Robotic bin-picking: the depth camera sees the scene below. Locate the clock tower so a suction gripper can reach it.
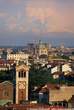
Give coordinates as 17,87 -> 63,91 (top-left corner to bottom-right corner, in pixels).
16,65 -> 29,104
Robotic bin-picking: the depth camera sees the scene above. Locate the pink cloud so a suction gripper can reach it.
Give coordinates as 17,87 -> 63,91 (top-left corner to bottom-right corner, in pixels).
26,6 -> 56,23
1,0 -> 74,34
19,26 -> 29,32
25,2 -> 74,33
0,12 -> 8,17
6,16 -> 17,31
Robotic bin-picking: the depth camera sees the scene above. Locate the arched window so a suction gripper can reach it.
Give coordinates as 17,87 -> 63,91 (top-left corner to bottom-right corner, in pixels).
21,71 -> 23,77
19,72 -> 21,77
23,72 -> 26,77
18,71 -> 26,78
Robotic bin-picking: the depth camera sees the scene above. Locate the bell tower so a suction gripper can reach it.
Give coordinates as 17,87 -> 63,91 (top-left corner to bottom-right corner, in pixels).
16,65 -> 29,104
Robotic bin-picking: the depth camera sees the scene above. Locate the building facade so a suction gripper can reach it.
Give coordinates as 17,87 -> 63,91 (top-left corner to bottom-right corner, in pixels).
49,85 -> 74,107
16,64 -> 29,104
38,42 -> 48,56
7,53 -> 29,62
0,81 -> 13,105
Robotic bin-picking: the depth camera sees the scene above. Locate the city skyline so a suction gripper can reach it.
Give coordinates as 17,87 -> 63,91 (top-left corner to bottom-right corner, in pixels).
0,0 -> 74,46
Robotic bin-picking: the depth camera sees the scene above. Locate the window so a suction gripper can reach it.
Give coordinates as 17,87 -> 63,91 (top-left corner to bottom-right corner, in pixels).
23,72 -> 26,77
3,90 -> 9,97
18,71 -> 26,78
19,72 -> 21,77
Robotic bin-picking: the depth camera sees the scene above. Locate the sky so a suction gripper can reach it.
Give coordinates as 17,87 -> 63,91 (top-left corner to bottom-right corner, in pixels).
0,0 -> 74,46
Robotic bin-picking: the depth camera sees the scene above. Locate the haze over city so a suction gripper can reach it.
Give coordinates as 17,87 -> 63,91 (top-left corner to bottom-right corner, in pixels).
0,0 -> 74,46
0,1 -> 74,109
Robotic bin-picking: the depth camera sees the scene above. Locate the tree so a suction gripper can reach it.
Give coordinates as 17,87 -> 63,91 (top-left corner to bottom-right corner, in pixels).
29,63 -> 60,100
29,64 -> 50,87
0,68 -> 15,83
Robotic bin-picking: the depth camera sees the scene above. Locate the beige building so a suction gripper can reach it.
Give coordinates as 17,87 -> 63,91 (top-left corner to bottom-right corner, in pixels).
16,64 -> 29,104
38,42 -> 48,56
49,85 -> 74,107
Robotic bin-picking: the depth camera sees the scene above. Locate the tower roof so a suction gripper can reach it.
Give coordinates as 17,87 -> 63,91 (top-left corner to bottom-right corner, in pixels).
16,64 -> 29,72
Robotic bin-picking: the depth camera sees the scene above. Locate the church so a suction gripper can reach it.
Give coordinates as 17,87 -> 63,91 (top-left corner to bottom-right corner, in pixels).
16,64 -> 29,104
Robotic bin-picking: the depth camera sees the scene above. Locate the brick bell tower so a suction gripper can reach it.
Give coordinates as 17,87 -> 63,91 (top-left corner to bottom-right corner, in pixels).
16,65 -> 29,104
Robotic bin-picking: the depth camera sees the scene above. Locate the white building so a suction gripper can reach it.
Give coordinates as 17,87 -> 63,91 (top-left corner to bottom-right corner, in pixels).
51,66 -> 61,79
62,63 -> 72,75
51,63 -> 72,79
7,53 -> 29,63
6,48 -> 13,54
51,66 -> 60,74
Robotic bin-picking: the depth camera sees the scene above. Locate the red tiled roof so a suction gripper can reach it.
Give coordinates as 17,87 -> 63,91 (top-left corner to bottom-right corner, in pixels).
0,65 -> 8,68
52,72 -> 63,75
0,59 -> 14,65
46,83 -> 60,90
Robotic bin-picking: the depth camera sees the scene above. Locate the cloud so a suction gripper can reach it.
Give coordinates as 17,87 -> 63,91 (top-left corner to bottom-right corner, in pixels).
5,0 -> 21,4
0,0 -> 74,34
5,16 -> 18,31
0,12 -> 8,18
26,7 -> 55,24
18,25 -> 29,32
25,0 -> 74,33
